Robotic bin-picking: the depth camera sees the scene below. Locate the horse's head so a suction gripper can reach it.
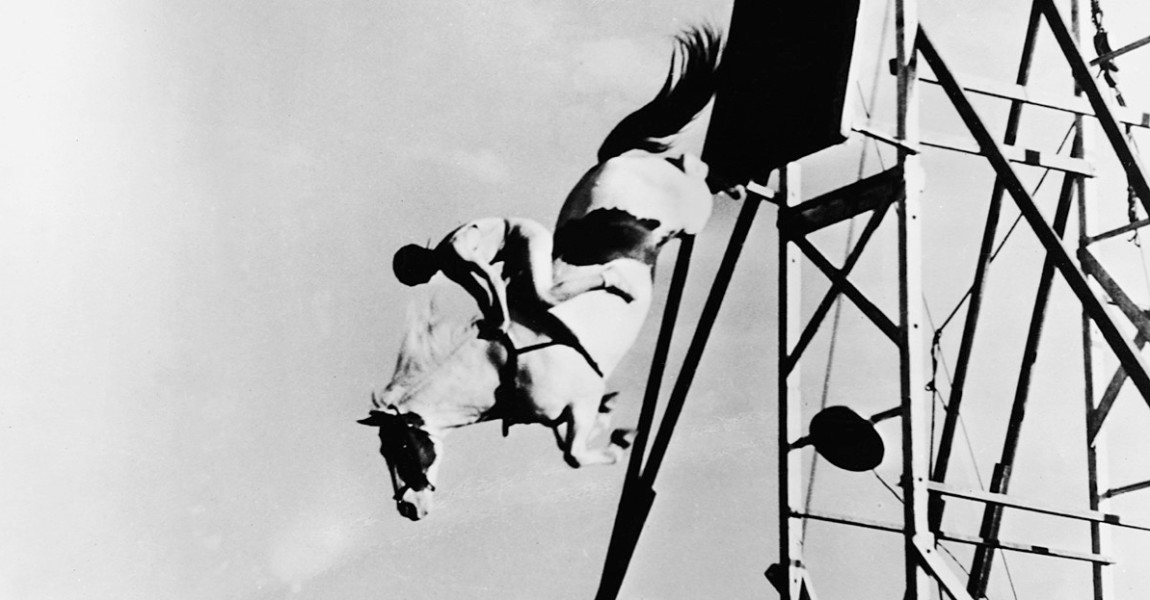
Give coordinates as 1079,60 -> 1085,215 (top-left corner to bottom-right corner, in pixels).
358,407 -> 440,521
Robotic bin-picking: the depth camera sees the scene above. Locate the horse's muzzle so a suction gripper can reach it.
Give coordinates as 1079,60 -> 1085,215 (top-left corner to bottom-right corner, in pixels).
396,488 -> 433,521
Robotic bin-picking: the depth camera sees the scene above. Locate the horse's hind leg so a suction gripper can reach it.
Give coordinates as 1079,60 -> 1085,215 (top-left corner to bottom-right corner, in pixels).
595,391 -> 636,450
562,399 -> 623,468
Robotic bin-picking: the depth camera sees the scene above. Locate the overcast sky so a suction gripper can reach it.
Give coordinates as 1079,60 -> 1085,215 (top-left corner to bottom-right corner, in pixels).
3,1 -> 1150,599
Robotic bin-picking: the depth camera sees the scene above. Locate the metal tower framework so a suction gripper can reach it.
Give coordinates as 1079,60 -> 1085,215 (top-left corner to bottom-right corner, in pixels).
595,0 -> 1150,598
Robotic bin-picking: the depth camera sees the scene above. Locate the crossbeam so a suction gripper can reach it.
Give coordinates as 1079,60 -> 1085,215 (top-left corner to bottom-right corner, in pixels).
779,166 -> 902,235
920,130 -> 1095,176
797,509 -> 1116,564
792,235 -> 900,342
784,199 -> 893,375
910,70 -> 1150,130
856,122 -> 1096,175
1090,333 -> 1148,442
1084,217 -> 1150,246
929,482 -> 1150,532
1103,478 -> 1150,499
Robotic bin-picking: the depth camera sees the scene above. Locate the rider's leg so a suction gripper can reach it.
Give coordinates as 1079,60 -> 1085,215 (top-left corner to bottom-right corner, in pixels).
514,220 -> 634,304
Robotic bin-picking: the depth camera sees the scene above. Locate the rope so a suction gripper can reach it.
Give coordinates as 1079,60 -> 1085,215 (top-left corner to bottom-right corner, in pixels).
922,297 -> 986,490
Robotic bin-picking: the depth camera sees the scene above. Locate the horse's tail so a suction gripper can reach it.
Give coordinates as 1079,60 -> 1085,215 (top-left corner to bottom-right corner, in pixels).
596,24 -> 723,163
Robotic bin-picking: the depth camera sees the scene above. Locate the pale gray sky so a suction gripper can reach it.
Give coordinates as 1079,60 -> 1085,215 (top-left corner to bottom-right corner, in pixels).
3,1 -> 1150,599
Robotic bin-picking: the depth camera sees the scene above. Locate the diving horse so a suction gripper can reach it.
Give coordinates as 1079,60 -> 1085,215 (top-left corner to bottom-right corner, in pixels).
359,25 -> 730,521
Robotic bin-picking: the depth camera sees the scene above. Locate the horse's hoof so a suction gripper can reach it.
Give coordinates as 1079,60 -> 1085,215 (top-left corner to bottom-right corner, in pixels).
610,428 -> 636,449
599,391 -> 620,414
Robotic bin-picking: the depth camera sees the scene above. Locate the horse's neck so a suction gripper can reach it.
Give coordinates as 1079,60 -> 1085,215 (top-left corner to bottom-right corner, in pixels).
394,336 -> 506,434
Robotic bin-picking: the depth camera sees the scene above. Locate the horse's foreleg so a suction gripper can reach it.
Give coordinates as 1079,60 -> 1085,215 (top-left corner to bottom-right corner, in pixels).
562,399 -> 623,468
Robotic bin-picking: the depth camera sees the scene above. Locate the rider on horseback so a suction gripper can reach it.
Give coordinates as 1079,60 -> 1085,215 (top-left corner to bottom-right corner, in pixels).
392,217 -> 637,341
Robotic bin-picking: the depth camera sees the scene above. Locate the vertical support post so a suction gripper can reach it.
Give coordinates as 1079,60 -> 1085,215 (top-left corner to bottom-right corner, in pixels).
1081,177 -> 1116,600
778,163 -> 804,600
1073,4 -> 1116,599
896,0 -> 930,597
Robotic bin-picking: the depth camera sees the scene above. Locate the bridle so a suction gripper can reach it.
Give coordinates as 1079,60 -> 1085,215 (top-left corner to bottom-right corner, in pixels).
378,406 -> 436,503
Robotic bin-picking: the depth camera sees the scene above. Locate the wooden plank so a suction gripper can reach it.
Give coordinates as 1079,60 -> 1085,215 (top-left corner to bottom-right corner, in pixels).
921,130 -> 1096,176
797,509 -> 1117,564
854,123 -> 1097,175
929,482 -> 1150,532
778,165 -> 806,600
910,70 -> 1150,130
779,166 -> 902,236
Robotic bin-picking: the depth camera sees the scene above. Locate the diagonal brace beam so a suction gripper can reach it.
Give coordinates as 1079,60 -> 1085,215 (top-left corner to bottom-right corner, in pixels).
917,24 -> 1150,417
1039,0 -> 1150,215
1090,332 -> 1147,442
791,236 -> 900,343
784,200 -> 894,374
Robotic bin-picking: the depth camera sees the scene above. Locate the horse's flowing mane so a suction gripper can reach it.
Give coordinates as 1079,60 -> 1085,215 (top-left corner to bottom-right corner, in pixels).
596,25 -> 723,163
390,297 -> 478,388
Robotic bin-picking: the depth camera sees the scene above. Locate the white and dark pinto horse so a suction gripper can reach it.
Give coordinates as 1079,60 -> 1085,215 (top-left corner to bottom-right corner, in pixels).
359,25 -> 728,521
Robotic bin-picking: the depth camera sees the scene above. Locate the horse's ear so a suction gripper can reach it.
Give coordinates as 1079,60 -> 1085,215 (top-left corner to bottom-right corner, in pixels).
357,410 -> 390,426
